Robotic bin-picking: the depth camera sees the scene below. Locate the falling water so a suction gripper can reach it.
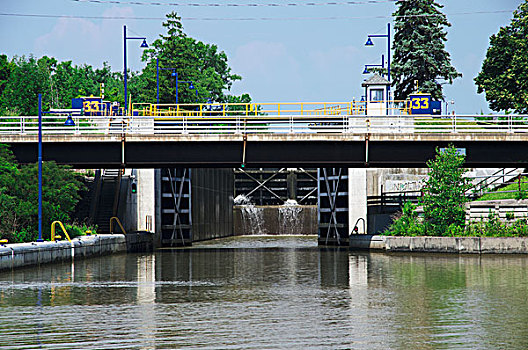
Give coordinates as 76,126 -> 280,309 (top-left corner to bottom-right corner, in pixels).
234,195 -> 266,235
278,199 -> 303,235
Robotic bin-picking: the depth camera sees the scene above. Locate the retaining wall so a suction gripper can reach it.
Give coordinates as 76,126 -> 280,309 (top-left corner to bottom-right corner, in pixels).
350,235 -> 528,254
0,234 -> 127,271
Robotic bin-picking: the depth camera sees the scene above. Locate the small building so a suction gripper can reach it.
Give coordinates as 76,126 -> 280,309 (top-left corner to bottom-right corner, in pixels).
361,74 -> 390,116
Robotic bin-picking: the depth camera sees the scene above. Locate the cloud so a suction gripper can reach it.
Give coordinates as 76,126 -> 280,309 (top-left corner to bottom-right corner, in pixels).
230,41 -> 303,101
33,7 -> 141,70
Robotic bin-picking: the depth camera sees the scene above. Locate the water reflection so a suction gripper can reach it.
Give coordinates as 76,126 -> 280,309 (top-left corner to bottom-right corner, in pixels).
0,238 -> 527,349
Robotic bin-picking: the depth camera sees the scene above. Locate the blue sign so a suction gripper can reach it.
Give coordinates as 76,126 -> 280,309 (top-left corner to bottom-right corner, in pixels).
409,93 -> 431,115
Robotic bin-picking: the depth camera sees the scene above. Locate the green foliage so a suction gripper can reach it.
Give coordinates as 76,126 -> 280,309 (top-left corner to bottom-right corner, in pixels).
383,201 -> 423,236
137,12 -> 245,104
392,0 -> 461,100
465,212 -> 528,237
0,55 -> 123,115
421,145 -> 471,235
477,176 -> 528,201
475,2 -> 528,113
65,223 -> 97,239
0,12 -> 248,114
0,144 -> 85,243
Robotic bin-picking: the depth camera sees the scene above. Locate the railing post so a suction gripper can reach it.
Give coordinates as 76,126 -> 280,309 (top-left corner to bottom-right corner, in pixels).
183,116 -> 187,134
290,115 -> 293,133
452,114 -> 456,133
509,115 -> 513,133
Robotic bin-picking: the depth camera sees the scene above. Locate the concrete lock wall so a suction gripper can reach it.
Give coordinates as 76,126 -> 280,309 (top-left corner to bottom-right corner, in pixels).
0,233 -> 155,271
350,235 -> 528,254
0,235 -> 127,271
234,205 -> 317,235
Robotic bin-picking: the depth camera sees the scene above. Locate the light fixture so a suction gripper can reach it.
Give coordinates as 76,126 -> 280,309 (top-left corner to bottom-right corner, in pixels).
365,37 -> 374,46
140,39 -> 149,48
189,82 -> 195,90
64,115 -> 75,126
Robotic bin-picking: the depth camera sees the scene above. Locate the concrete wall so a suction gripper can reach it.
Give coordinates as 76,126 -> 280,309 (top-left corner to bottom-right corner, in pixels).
0,235 -> 127,271
466,199 -> 528,223
350,235 -> 528,254
234,205 -> 317,235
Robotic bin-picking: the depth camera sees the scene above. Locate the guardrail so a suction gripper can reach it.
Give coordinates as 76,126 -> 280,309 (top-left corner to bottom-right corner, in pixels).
1,114 -> 528,135
132,101 -> 411,117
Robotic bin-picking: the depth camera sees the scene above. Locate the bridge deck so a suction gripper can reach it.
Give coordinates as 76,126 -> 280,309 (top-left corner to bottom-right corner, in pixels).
1,114 -> 527,168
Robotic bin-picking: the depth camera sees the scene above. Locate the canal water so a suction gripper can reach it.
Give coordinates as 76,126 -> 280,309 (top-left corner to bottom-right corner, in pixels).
1,235 -> 528,349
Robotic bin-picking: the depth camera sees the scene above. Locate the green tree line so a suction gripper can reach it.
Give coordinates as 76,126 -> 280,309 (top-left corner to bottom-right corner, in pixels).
0,12 -> 250,116
0,144 -> 86,242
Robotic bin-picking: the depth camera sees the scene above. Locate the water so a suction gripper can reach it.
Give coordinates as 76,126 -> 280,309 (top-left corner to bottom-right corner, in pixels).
234,195 -> 266,234
279,199 -> 303,235
1,236 -> 528,349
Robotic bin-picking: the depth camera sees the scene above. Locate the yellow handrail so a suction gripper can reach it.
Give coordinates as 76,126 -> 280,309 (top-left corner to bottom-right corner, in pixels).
51,221 -> 72,242
110,216 -> 127,234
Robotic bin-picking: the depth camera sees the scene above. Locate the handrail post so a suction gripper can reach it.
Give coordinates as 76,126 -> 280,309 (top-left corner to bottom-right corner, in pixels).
51,221 -> 72,242
109,216 -> 127,234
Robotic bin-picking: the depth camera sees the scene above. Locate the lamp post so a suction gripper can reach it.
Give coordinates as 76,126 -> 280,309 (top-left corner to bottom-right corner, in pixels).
37,94 -> 76,242
180,80 -> 198,103
365,23 -> 391,84
156,58 -> 179,104
123,25 -> 148,115
363,55 -> 385,75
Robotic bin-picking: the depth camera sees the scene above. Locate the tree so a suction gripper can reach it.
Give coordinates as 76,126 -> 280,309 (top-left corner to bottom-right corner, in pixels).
421,145 -> 471,235
135,12 -> 245,104
0,144 -> 84,242
391,0 -> 461,100
475,2 -> 528,113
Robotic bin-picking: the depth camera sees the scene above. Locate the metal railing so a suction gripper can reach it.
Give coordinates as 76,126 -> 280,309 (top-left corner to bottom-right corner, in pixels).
51,221 -> 72,242
1,114 -> 528,135
110,216 -> 127,234
132,101 -> 412,117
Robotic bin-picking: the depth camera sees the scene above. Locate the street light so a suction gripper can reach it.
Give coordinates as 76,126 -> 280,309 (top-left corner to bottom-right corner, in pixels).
363,55 -> 385,75
365,23 -> 391,84
180,80 -> 198,103
37,94 -> 76,242
156,58 -> 198,104
156,58 -> 178,104
123,25 -> 148,115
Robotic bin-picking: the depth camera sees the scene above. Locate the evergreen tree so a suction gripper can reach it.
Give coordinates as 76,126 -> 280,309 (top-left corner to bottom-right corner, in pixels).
391,0 -> 461,100
475,2 -> 528,113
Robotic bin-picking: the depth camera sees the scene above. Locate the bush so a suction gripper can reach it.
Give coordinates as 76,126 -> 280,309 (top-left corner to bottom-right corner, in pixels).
0,144 -> 85,242
384,201 -> 423,236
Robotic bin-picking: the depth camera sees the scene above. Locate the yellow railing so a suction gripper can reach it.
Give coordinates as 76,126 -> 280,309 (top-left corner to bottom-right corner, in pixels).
130,100 -> 411,118
51,221 -> 72,242
109,216 -> 127,234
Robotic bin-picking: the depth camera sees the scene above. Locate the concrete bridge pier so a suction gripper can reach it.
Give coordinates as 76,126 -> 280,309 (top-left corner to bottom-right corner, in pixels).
348,169 -> 367,236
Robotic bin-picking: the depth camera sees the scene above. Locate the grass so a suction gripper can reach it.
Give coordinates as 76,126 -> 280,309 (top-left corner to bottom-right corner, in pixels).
477,177 -> 528,201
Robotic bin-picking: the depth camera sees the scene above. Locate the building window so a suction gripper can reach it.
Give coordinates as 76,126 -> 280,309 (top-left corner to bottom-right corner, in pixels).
370,89 -> 384,102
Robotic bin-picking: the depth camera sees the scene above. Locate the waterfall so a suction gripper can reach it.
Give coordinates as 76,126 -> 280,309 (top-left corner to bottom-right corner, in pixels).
234,195 -> 266,235
278,199 -> 303,235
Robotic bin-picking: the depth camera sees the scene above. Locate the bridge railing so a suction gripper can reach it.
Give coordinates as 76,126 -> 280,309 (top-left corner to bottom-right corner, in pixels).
2,114 -> 528,135
131,101 -> 412,117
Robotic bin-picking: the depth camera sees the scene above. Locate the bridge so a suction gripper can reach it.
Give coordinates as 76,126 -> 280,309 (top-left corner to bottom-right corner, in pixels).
1,102 -> 528,167
2,100 -> 528,245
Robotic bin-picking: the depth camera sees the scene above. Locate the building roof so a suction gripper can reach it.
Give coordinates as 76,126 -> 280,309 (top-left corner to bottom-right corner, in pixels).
361,73 -> 390,87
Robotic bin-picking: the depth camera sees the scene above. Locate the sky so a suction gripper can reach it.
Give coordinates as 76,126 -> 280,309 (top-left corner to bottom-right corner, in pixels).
0,0 -> 524,113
